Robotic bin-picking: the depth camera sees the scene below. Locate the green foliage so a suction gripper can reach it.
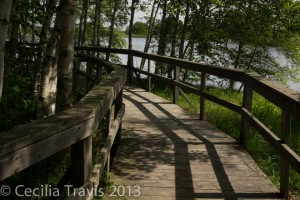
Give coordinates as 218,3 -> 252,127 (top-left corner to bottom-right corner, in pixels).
125,21 -> 148,36
0,75 -> 39,131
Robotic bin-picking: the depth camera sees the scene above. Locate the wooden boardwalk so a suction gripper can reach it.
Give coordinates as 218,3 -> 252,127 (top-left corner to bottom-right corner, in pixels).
110,86 -> 282,200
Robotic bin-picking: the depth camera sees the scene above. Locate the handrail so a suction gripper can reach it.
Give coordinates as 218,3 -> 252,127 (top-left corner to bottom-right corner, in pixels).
75,46 -> 300,199
0,54 -> 127,198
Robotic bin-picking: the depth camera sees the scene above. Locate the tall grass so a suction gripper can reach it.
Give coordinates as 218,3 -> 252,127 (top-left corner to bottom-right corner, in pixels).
153,86 -> 300,197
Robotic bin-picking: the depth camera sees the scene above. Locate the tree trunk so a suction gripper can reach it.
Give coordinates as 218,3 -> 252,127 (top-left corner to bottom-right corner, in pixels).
96,0 -> 102,48
128,0 -> 136,51
179,0 -> 190,59
106,0 -> 118,60
92,0 -> 99,47
140,0 -> 160,70
81,0 -> 89,46
0,0 -> 13,101
35,0 -> 58,100
155,0 -> 168,75
77,0 -> 86,46
39,4 -> 62,118
6,0 -> 18,76
55,0 -> 76,113
157,0 -> 167,56
229,42 -> 244,89
169,10 -> 180,79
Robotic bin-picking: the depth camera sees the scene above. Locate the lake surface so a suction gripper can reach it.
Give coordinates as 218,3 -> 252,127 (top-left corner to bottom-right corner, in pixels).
119,38 -> 300,91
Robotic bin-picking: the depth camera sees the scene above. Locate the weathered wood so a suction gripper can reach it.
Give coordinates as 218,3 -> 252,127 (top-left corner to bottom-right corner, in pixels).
240,85 -> 253,145
147,59 -> 152,92
173,66 -> 180,104
77,47 -> 300,120
122,65 -> 200,94
0,54 -> 127,182
89,105 -> 125,187
127,52 -> 133,84
71,135 -> 93,187
179,88 -> 193,108
0,118 -> 94,181
111,86 -> 280,199
96,63 -> 102,84
200,90 -> 242,114
243,72 -> 300,120
66,105 -> 125,200
200,73 -> 206,120
280,110 -> 291,200
132,50 -> 245,82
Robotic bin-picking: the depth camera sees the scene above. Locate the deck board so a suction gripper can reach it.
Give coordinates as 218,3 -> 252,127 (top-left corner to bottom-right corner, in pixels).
109,86 -> 281,200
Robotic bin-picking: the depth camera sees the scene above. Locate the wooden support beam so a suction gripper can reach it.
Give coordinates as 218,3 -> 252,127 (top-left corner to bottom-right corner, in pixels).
147,59 -> 152,92
71,135 -> 93,188
173,66 -> 180,104
280,110 -> 291,200
240,85 -> 253,146
200,73 -> 206,120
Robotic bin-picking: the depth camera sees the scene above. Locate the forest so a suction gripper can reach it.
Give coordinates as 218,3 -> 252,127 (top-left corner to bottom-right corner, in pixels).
0,0 -> 300,198
0,0 -> 300,129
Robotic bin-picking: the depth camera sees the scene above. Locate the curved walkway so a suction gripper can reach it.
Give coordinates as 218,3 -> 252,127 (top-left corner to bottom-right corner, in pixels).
110,86 -> 281,200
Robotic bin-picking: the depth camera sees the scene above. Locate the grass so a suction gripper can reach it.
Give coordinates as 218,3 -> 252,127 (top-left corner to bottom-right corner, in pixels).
152,85 -> 300,198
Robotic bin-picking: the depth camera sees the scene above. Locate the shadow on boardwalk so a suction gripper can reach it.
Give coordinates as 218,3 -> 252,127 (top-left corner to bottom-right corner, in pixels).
111,86 -> 281,200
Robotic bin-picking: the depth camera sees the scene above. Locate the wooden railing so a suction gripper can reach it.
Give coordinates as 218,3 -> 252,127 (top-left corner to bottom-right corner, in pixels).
76,46 -> 300,200
0,54 -> 127,198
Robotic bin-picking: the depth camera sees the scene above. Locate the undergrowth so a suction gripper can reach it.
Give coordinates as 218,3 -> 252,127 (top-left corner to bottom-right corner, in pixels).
153,86 -> 300,198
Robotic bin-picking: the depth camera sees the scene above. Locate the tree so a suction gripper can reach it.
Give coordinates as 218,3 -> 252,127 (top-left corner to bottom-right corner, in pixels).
56,0 -> 76,112
0,0 -> 13,101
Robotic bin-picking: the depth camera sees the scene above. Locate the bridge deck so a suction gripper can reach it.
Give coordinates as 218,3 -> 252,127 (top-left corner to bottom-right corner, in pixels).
110,86 -> 281,200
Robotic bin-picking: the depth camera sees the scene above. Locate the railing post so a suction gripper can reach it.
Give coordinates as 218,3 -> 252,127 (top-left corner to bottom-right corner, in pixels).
147,59 -> 152,92
200,73 -> 206,120
173,66 -> 180,104
86,60 -> 91,92
110,89 -> 123,161
240,85 -> 253,146
96,63 -> 102,84
127,52 -> 133,84
71,136 -> 92,187
105,108 -> 113,172
280,109 -> 291,200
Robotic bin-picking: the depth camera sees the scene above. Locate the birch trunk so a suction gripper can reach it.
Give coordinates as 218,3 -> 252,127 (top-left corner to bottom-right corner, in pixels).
0,0 -> 13,101
39,5 -> 61,118
55,0 -> 76,113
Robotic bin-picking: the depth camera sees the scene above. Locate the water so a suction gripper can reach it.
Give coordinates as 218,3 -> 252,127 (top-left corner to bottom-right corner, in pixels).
119,38 -> 300,91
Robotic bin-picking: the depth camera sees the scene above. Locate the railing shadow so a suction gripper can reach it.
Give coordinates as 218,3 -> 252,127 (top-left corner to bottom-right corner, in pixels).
112,86 -> 282,199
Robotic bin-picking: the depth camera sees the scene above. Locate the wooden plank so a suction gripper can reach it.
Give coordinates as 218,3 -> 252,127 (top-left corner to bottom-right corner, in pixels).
173,66 -> 180,104
89,105 -> 125,187
0,55 -> 127,183
122,65 -> 200,94
280,110 -> 291,199
200,73 -> 206,120
132,50 -> 245,81
179,89 -> 194,108
110,87 -> 280,199
0,118 -> 94,181
200,91 -> 242,113
240,85 -> 253,145
71,135 -> 93,188
76,47 -> 300,120
243,72 -> 300,120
